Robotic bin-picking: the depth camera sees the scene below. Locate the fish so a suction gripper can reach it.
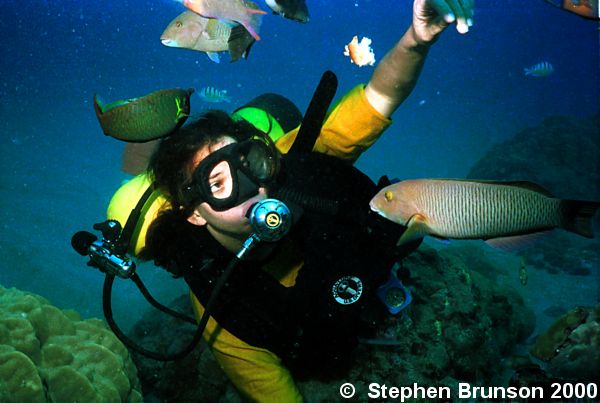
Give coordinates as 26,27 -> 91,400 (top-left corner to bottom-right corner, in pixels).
265,0 -> 309,23
121,140 -> 160,175
181,0 -> 266,41
94,88 -> 194,142
198,86 -> 232,103
543,0 -> 599,20
343,36 -> 376,67
524,61 -> 554,77
369,179 -> 600,251
530,306 -> 589,361
518,257 -> 528,286
161,11 -> 255,63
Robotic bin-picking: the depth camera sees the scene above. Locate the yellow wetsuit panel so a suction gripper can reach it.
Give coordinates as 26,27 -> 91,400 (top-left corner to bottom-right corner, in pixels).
190,292 -> 303,403
275,84 -> 391,162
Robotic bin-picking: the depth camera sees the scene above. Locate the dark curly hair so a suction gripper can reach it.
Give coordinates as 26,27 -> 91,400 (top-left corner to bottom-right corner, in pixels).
148,110 -> 265,214
140,110 -> 265,269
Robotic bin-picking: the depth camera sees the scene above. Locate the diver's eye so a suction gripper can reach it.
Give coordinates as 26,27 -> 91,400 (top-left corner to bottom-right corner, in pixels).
176,21 -> 183,28
384,191 -> 393,202
209,181 -> 222,193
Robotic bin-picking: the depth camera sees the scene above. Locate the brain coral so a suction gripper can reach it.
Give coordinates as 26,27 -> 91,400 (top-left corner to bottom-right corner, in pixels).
0,284 -> 142,402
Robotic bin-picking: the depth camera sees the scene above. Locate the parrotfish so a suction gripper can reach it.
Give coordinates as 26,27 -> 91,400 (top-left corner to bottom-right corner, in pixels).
369,179 -> 600,251
161,11 -> 255,63
524,61 -> 554,77
181,0 -> 267,41
94,88 -> 193,142
265,0 -> 309,23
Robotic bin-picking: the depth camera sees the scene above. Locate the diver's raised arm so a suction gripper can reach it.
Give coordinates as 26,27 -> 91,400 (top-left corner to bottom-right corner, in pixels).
365,0 -> 474,117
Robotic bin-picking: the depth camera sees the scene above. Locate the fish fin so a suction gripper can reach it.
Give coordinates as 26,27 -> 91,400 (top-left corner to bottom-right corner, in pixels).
93,94 -> 105,115
228,25 -> 254,62
206,52 -> 221,63
121,140 -> 160,175
174,98 -> 189,120
485,231 -> 551,252
241,41 -> 254,60
430,235 -> 452,246
245,7 -> 268,15
239,2 -> 265,41
503,181 -> 554,196
445,178 -> 555,197
559,199 -> 600,238
396,214 -> 429,246
218,19 -> 239,28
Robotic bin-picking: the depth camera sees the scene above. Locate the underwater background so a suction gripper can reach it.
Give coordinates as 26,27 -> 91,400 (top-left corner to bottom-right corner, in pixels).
0,0 -> 599,400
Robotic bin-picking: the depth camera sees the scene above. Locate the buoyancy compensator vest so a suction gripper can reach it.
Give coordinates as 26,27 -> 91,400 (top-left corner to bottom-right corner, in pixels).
182,151 -> 406,378
178,72 -> 408,376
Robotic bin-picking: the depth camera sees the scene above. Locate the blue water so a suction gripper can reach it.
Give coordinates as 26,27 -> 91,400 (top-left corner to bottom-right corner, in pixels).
0,0 -> 598,379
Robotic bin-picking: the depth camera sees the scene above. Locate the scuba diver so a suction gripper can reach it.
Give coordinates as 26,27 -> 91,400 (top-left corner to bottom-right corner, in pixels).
79,0 -> 476,401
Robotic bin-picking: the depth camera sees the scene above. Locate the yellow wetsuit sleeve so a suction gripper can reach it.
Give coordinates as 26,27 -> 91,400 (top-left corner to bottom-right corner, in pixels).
190,292 -> 303,402
276,84 -> 391,162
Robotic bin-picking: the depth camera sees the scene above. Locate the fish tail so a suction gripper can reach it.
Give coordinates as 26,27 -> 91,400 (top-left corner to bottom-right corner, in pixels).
559,199 -> 600,238
246,8 -> 268,15
93,95 -> 105,115
242,23 -> 261,41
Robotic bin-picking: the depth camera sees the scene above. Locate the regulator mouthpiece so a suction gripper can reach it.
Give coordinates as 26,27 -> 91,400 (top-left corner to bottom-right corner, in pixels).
249,198 -> 292,242
237,198 -> 292,259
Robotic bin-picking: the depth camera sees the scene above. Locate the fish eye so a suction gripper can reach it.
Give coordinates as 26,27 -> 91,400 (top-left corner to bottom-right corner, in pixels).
176,21 -> 183,28
384,191 -> 393,202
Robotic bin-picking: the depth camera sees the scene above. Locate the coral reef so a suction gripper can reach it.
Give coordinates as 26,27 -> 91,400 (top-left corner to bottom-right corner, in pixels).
0,284 -> 142,402
467,112 -> 600,276
130,245 -> 535,400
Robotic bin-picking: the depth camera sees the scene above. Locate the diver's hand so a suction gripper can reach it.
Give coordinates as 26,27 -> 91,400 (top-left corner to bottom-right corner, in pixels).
413,0 -> 474,44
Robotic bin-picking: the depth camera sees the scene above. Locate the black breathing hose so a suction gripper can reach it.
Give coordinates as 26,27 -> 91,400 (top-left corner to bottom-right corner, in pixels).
103,255 -> 241,361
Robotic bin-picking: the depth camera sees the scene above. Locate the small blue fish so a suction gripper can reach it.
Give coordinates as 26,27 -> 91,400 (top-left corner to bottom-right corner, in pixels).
524,61 -> 554,77
198,87 -> 232,103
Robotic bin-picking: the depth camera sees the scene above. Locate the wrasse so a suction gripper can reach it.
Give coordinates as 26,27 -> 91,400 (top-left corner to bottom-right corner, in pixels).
524,61 -> 554,77
369,179 -> 600,251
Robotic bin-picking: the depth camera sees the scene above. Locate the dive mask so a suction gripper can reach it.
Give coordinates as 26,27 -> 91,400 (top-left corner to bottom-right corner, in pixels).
184,138 -> 280,211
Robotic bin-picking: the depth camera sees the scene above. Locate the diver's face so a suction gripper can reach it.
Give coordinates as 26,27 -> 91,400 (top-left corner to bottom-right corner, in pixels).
187,137 -> 268,248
